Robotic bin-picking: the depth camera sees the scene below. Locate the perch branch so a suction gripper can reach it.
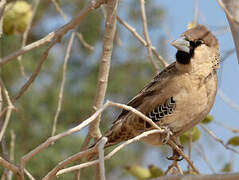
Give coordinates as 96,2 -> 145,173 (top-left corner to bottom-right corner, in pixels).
167,140 -> 200,174
56,129 -> 165,176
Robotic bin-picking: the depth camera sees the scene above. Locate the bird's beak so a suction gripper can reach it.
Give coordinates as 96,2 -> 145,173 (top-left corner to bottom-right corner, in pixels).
171,37 -> 190,53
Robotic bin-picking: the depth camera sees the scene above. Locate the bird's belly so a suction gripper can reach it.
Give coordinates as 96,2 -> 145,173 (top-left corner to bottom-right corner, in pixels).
168,73 -> 218,136
142,72 -> 217,146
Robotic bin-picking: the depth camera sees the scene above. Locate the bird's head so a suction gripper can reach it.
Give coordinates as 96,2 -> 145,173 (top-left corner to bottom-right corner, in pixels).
171,25 -> 220,73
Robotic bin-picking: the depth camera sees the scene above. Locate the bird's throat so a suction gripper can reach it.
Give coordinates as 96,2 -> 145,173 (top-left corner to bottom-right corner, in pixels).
176,50 -> 193,65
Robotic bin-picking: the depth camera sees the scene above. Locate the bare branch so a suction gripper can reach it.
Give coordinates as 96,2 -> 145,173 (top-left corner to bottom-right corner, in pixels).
194,143 -> 215,173
13,40 -> 57,102
200,124 -> 239,155
51,30 -> 76,136
89,0 -> 118,139
218,0 -> 239,63
43,100 -> 163,179
194,0 -> 198,25
217,0 -> 239,26
154,173 -> 239,180
21,101 -> 111,178
0,0 -> 107,67
7,130 -> 16,180
98,137 -> 107,180
17,0 -> 40,79
167,140 -> 200,174
218,89 -> 239,112
117,16 -> 168,67
0,157 -> 20,178
140,0 -> 159,72
0,0 -> 6,37
56,129 -> 165,176
0,81 -> 15,142
51,0 -> 68,21
76,33 -> 94,51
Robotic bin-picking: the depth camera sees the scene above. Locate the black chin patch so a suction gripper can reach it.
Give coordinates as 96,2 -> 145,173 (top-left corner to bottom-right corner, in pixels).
176,50 -> 194,65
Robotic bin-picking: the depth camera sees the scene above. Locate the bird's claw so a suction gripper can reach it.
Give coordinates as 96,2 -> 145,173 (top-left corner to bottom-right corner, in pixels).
161,126 -> 172,144
167,144 -> 184,161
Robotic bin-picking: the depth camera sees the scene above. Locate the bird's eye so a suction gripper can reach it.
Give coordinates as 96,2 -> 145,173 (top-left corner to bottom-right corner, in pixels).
195,40 -> 203,46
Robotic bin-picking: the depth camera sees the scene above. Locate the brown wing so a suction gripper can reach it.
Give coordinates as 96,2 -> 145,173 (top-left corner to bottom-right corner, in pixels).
114,62 -> 176,122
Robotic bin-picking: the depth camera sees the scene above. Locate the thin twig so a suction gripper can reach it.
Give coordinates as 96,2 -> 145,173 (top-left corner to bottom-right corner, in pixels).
98,137 -> 107,180
117,16 -> 168,67
140,0 -> 159,72
43,146 -> 98,180
0,81 -> 15,142
56,129 -> 165,176
187,129 -> 193,172
7,130 -> 16,180
17,0 -> 40,79
200,124 -> 239,155
43,100 -> 163,179
0,0 -> 107,67
51,0 -> 68,21
0,0 -> 7,37
76,33 -> 94,51
21,101 -> 111,178
218,89 -> 239,112
0,157 -> 20,179
194,143 -> 215,173
213,120 -> 239,133
24,169 -> 36,180
13,40 -> 57,102
89,0 -> 118,139
194,0 -> 198,25
217,0 -> 239,26
51,30 -> 76,137
51,0 -> 94,52
167,140 -> 200,174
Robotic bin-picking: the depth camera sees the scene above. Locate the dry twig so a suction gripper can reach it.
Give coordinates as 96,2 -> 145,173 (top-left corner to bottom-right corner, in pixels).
0,0 -> 107,67
39,100 -> 162,179
139,0 -> 159,72
217,0 -> 239,26
167,140 -> 200,174
0,0 -> 7,37
98,137 -> 107,180
117,16 -> 168,67
56,129 -> 165,176
17,0 -> 40,79
51,30 -> 76,136
13,40 -> 57,102
51,0 -> 94,52
89,0 -> 118,139
0,81 -> 15,142
200,124 -> 239,155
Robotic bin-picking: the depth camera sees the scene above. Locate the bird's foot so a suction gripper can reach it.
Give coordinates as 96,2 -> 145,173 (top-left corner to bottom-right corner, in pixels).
167,144 -> 184,161
161,126 -> 173,144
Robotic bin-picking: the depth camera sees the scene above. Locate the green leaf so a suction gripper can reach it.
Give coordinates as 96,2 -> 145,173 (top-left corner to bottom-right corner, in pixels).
180,127 -> 201,145
148,164 -> 163,178
227,136 -> 239,146
221,163 -> 232,172
201,114 -> 214,124
125,165 -> 151,180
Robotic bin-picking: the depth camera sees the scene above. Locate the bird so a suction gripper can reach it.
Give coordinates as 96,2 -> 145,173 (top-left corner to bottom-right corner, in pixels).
93,25 -> 220,159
